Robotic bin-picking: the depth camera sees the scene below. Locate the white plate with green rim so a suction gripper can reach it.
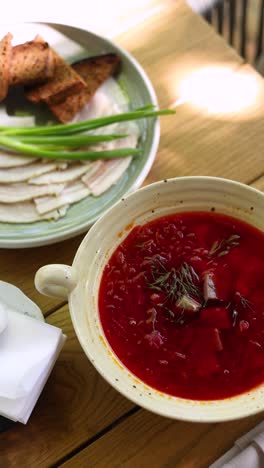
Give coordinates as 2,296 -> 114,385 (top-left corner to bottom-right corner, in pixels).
0,22 -> 159,248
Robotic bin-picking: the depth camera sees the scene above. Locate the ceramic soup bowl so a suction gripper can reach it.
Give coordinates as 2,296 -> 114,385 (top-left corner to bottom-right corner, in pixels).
35,176 -> 264,422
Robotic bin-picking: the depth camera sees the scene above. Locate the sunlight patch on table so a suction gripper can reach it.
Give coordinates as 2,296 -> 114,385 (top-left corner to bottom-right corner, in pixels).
173,66 -> 260,117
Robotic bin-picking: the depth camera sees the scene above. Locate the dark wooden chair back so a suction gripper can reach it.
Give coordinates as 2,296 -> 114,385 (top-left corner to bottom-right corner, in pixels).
203,0 -> 264,63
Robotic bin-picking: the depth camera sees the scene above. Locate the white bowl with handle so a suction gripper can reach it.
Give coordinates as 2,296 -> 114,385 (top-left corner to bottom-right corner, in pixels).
35,176 -> 264,422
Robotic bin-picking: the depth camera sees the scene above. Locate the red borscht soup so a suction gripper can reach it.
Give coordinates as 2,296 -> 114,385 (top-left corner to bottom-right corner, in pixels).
99,212 -> 264,400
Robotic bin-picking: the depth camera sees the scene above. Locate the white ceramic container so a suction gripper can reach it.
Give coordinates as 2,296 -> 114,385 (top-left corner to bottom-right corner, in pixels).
35,176 -> 264,422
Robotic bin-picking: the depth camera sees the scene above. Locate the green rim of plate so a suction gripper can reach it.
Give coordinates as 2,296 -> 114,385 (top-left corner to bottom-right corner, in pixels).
0,22 -> 160,248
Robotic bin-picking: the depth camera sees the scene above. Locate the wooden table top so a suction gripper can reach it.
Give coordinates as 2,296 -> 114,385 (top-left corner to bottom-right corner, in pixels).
1,2 -> 264,467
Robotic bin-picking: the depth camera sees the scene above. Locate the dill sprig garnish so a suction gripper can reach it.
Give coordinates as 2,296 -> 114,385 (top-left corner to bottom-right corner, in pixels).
240,295 -> 253,309
179,263 -> 200,297
209,234 -> 240,258
231,293 -> 254,327
147,256 -> 201,303
235,292 -> 254,311
146,254 -> 168,274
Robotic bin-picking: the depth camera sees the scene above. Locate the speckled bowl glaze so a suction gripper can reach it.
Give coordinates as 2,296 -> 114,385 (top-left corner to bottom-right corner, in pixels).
35,176 -> 264,422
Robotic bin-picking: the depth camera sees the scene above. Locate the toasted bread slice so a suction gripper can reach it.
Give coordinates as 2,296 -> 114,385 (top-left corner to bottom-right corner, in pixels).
25,36 -> 86,105
10,38 -> 55,86
73,54 -> 121,83
49,53 -> 121,123
0,33 -> 12,101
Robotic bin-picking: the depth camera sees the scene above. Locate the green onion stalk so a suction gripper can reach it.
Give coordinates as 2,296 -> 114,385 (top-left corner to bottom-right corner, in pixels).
0,106 -> 175,161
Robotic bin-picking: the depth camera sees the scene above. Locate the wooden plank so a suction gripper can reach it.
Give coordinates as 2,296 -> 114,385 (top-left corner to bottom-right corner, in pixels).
60,410 -> 264,468
251,174 -> 264,191
144,98 -> 264,185
116,4 -> 264,186
171,415 -> 264,468
0,233 -> 83,315
116,2 -> 245,109
0,304 -> 133,467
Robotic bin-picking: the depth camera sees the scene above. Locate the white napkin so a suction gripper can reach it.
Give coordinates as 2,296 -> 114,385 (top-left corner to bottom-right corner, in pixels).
210,421 -> 264,467
0,302 -> 65,424
0,280 -> 44,322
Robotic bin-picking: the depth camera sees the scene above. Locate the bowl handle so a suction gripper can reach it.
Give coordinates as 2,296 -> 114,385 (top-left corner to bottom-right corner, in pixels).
35,264 -> 77,299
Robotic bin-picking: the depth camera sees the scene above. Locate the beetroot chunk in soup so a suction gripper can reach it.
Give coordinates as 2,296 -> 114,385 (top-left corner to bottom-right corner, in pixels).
99,212 -> 264,400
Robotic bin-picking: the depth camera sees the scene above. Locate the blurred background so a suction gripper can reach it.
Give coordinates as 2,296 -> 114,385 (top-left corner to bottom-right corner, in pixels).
1,0 -> 263,71
197,0 -> 264,70
0,0 -> 162,38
